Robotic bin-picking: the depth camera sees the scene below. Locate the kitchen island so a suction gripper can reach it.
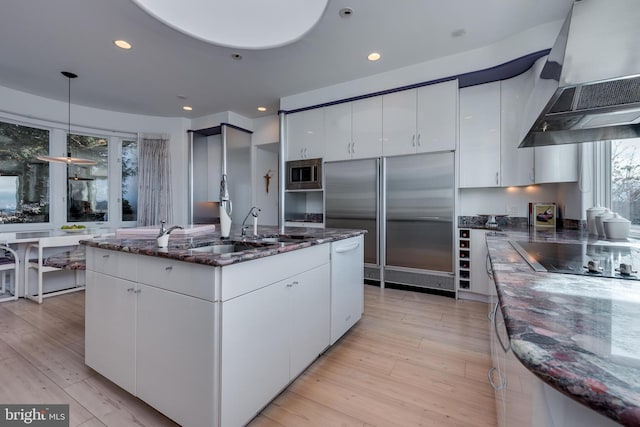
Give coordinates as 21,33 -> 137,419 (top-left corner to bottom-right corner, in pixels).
81,226 -> 365,427
485,229 -> 640,426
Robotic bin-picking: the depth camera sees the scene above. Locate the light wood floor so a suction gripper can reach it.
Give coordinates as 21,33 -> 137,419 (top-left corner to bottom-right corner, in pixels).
0,285 -> 496,427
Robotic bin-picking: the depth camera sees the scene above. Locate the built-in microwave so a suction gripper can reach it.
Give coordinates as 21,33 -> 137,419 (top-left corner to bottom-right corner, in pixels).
286,158 -> 322,190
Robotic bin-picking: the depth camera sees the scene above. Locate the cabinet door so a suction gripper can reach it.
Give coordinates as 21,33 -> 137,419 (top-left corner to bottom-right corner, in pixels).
221,281 -> 290,427
351,97 -> 383,159
324,102 -> 352,162
287,108 -> 325,160
136,284 -> 215,427
501,70 -> 535,186
417,80 -> 457,153
459,82 -> 502,188
469,229 -> 491,295
290,263 -> 331,378
84,271 -> 136,394
382,89 -> 417,157
534,144 -> 578,184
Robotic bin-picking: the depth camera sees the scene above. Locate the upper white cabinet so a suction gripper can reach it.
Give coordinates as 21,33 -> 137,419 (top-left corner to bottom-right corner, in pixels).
324,97 -> 382,162
383,80 -> 457,157
460,68 -> 578,188
459,82 -> 502,188
501,69 -> 535,187
287,108 -> 325,160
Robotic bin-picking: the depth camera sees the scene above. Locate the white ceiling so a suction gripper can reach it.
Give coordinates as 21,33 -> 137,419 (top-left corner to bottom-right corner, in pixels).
0,0 -> 573,119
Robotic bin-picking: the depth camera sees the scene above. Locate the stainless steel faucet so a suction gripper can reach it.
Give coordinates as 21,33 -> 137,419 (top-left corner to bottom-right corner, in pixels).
241,207 -> 261,237
157,220 -> 183,238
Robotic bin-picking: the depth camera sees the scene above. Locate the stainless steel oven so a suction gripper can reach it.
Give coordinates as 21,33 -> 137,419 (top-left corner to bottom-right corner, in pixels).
286,158 -> 322,190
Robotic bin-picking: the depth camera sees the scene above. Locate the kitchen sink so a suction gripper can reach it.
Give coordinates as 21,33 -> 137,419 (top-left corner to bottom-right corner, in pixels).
258,235 -> 314,244
190,241 -> 276,254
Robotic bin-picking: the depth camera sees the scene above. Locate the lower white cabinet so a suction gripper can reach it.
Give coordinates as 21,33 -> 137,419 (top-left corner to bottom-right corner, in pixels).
136,284 -> 215,427
85,241 -> 355,427
468,229 -> 491,296
220,263 -> 330,427
85,260 -> 215,427
85,271 -> 136,394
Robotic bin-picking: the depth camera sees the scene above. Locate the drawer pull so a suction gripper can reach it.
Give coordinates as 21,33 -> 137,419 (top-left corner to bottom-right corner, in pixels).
102,254 -> 110,258
127,287 -> 134,292
165,266 -> 173,271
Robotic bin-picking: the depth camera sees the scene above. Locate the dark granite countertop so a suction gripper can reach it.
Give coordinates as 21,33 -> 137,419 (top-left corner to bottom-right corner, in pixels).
80,225 -> 365,267
486,229 -> 640,426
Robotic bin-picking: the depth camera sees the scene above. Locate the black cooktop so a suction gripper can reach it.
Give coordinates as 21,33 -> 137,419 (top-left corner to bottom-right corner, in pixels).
511,240 -> 640,281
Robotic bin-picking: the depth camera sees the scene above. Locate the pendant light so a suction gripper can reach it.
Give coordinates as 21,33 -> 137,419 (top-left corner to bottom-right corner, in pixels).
36,71 -> 97,166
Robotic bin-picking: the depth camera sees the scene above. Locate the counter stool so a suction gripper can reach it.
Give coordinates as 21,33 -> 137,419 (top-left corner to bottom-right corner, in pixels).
24,234 -> 90,304
0,244 -> 19,303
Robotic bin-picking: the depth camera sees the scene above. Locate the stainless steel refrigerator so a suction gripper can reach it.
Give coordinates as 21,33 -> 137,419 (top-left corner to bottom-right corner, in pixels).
325,152 -> 454,292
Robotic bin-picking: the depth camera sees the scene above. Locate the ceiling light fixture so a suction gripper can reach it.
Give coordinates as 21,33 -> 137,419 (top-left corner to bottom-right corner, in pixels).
257,106 -> 267,112
367,52 -> 381,61
114,40 -> 132,50
183,106 -> 193,111
131,0 -> 328,49
36,72 -> 97,166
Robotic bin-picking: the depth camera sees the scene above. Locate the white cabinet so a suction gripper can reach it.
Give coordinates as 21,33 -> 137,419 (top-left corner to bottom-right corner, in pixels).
136,284 -> 215,427
501,70 -> 535,186
85,270 -> 136,394
287,108 -> 325,160
534,144 -> 578,184
468,229 -> 491,296
221,262 -> 330,427
324,98 -> 382,161
220,276 -> 290,427
383,80 -> 457,157
460,77 -> 578,188
459,82 -> 502,187
85,249 -> 216,427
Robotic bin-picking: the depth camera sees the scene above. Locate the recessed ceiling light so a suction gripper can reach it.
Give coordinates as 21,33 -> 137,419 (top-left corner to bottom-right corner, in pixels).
339,7 -> 353,18
257,106 -> 267,112
114,40 -> 132,50
367,52 -> 381,61
183,106 -> 193,111
231,53 -> 243,60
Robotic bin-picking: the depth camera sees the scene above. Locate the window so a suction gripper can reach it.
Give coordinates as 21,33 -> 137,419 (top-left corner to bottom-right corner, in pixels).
121,140 -> 138,221
610,138 -> 640,232
67,133 -> 109,222
0,121 -> 50,224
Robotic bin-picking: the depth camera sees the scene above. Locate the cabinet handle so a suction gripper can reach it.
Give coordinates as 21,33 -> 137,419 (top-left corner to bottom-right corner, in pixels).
416,133 -> 421,147
286,283 -> 293,288
351,141 -> 355,154
165,266 -> 173,271
412,134 -> 416,147
487,367 -> 507,391
127,287 -> 134,292
300,148 -> 304,158
495,172 -> 499,185
335,241 -> 360,253
304,148 -> 308,158
485,253 -> 494,280
292,281 -> 299,285
134,289 -> 141,294
102,254 -> 110,258
493,302 -> 511,353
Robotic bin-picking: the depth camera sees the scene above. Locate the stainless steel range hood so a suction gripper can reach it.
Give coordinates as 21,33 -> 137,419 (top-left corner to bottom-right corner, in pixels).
520,0 -> 640,147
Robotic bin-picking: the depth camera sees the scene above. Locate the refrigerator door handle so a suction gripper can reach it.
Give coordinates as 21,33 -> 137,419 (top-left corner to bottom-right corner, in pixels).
379,157 -> 386,287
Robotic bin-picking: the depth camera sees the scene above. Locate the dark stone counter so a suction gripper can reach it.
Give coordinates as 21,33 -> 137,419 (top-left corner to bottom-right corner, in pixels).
80,225 -> 365,267
486,229 -> 640,425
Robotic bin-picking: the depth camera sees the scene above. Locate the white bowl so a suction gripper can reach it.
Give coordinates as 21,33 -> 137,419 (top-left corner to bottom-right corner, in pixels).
595,209 -> 613,237
603,214 -> 630,240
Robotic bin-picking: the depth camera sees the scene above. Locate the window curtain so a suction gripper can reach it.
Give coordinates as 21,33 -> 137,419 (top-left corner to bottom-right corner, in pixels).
137,135 -> 173,226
